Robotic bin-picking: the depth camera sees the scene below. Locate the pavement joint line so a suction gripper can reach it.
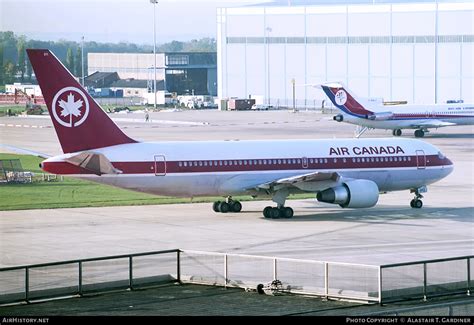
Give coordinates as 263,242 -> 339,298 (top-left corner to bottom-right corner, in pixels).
0,124 -> 49,129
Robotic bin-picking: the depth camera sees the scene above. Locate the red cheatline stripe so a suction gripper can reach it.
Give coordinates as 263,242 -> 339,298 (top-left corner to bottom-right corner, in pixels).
42,154 -> 451,175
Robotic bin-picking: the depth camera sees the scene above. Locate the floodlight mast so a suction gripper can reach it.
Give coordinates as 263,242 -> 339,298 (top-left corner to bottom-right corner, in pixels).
150,0 -> 159,110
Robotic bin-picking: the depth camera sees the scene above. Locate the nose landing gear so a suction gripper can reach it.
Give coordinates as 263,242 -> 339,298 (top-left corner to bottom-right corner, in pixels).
410,187 -> 426,209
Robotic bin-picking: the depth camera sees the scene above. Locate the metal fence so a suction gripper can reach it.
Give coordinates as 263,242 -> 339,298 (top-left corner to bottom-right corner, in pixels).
0,250 -> 471,305
0,249 -> 180,304
380,256 -> 472,303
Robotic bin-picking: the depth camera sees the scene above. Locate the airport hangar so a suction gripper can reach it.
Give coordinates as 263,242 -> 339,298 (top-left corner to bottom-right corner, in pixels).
87,52 -> 217,100
217,0 -> 474,108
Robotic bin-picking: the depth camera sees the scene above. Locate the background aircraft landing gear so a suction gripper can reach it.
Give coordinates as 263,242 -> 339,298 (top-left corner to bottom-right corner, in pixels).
414,129 -> 425,138
213,197 -> 242,213
263,206 -> 294,219
392,129 -> 402,136
410,189 -> 424,209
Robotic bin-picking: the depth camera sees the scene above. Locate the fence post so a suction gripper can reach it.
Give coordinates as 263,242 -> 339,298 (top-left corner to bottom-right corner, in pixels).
378,266 -> 383,305
129,256 -> 133,290
25,267 -> 29,304
423,263 -> 427,301
467,258 -> 471,296
273,258 -> 277,281
324,262 -> 329,299
78,261 -> 83,296
177,250 -> 181,283
224,254 -> 228,288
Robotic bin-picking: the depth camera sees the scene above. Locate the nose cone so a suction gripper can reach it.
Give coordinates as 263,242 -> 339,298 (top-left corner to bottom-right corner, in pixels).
441,155 -> 454,178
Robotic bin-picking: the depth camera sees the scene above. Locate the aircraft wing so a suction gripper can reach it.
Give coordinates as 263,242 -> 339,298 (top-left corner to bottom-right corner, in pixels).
410,120 -> 456,128
254,171 -> 341,192
64,151 -> 122,175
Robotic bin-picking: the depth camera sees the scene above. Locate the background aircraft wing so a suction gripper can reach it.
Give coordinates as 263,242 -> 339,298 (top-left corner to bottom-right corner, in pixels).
410,120 -> 456,128
64,151 -> 122,175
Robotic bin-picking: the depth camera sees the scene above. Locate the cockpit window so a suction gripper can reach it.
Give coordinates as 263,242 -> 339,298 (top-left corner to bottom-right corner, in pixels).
438,151 -> 445,159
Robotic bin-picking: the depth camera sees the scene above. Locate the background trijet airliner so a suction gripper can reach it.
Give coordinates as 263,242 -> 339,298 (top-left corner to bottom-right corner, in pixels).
320,82 -> 474,138
28,49 -> 454,218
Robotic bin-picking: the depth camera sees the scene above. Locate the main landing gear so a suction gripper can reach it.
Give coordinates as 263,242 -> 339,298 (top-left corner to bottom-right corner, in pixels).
213,197 -> 242,213
410,187 -> 426,209
262,188 -> 294,219
392,129 -> 427,138
263,206 -> 294,219
414,129 -> 425,138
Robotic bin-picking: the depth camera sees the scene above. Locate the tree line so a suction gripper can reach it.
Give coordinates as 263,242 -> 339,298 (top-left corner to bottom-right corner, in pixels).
0,31 -> 217,86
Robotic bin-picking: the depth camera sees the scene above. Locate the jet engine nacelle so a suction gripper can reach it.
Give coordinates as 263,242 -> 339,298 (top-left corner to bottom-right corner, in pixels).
333,114 -> 344,122
316,179 -> 379,208
367,112 -> 394,121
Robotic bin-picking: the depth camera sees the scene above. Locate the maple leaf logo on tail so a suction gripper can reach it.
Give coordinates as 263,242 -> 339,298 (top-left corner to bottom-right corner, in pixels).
59,93 -> 84,117
51,87 -> 90,128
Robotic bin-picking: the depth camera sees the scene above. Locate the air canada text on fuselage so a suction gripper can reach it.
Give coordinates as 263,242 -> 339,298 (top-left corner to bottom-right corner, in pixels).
329,146 -> 405,156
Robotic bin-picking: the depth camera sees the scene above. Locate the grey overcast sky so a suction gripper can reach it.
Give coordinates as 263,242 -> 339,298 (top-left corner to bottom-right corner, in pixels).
1,0 -> 267,44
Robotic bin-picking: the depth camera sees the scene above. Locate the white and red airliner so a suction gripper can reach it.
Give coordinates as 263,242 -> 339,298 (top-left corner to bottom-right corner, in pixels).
320,82 -> 474,138
28,49 -> 454,218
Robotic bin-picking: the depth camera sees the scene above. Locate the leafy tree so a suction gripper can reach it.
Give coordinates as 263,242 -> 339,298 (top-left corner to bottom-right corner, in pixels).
3,60 -> 16,84
17,38 -> 26,81
25,58 -> 32,82
75,47 -> 82,77
66,48 -> 75,74
0,44 -> 4,85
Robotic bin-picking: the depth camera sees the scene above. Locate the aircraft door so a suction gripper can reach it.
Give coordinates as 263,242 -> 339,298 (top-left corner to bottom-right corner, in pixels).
302,157 -> 308,169
154,155 -> 167,176
415,150 -> 426,170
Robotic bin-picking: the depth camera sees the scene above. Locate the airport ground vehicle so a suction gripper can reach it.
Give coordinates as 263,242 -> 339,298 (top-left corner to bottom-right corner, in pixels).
251,104 -> 273,111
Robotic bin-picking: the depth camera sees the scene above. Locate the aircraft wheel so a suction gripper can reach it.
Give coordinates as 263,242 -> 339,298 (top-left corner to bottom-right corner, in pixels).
270,207 -> 281,219
213,201 -> 221,212
231,201 -> 242,213
219,202 -> 230,213
410,199 -> 423,209
281,207 -> 294,219
414,129 -> 425,138
392,129 -> 402,136
263,206 -> 272,218
414,199 -> 423,209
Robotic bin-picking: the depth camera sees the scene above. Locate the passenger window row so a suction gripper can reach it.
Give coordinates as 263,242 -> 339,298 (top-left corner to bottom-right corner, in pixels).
176,156 -> 412,168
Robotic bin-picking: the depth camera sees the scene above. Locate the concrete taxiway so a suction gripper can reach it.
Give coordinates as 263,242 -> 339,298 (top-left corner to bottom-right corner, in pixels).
0,110 -> 473,268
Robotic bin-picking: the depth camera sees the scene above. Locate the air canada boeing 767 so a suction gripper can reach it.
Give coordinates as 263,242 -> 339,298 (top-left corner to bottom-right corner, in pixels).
28,49 -> 454,218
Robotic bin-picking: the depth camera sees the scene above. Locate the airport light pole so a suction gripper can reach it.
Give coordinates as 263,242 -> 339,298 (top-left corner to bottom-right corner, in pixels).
266,27 -> 272,106
291,78 -> 296,112
81,36 -> 85,86
150,0 -> 158,110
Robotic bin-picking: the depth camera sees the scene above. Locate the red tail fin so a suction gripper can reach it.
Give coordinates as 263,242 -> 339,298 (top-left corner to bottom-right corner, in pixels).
27,49 -> 136,153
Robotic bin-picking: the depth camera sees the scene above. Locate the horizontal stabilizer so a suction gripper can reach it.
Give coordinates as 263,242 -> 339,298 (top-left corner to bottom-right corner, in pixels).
0,144 -> 51,158
65,152 -> 122,175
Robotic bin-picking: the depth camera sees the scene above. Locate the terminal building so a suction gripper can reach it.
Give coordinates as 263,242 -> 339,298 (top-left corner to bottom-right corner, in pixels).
217,1 -> 474,107
88,52 -> 217,97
